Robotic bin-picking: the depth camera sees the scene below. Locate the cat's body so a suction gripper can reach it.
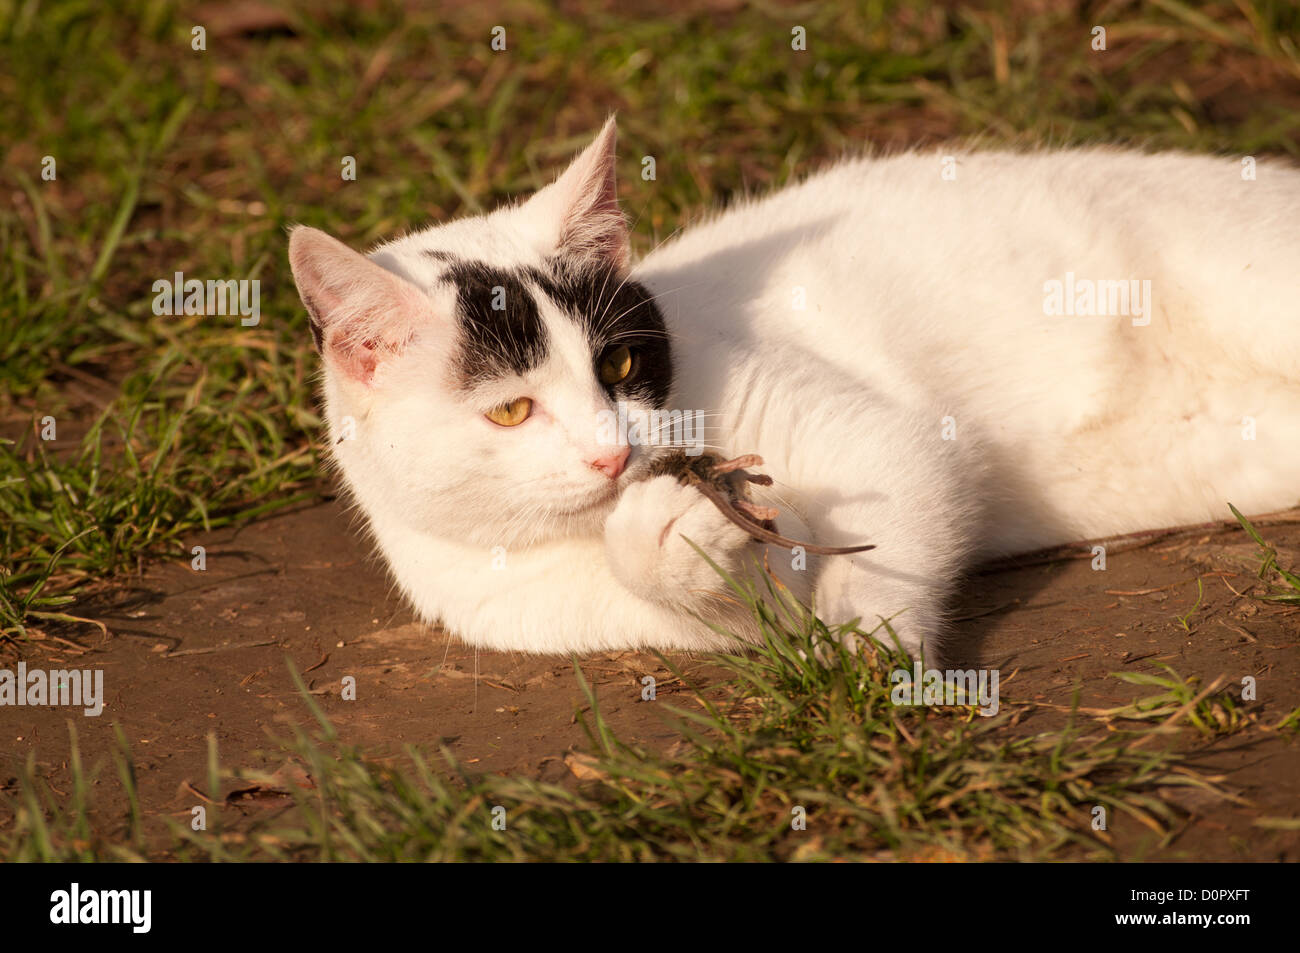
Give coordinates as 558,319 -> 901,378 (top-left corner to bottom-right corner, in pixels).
289,121 -> 1300,661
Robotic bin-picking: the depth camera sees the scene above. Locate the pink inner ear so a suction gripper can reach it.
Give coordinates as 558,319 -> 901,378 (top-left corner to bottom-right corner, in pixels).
326,332 -> 380,385
532,117 -> 630,271
289,226 -> 428,386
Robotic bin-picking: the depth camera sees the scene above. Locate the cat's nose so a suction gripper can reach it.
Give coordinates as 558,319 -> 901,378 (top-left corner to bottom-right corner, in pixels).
589,446 -> 630,480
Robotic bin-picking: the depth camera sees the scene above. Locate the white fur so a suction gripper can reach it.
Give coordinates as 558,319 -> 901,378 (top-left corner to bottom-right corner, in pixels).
290,123 -> 1300,660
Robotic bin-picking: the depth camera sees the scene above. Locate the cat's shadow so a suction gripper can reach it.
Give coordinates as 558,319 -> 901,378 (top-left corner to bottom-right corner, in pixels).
648,213 -> 842,352
940,543 -> 1070,672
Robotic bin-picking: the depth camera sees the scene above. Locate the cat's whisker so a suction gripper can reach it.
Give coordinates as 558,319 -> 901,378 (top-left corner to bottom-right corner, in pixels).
588,273 -> 700,337
604,328 -> 672,342
592,280 -> 708,338
587,224 -> 688,332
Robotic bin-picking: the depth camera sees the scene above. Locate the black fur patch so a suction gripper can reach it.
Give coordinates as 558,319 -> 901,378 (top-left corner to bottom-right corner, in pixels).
445,261 -> 549,386
441,256 -> 673,405
524,260 -> 673,408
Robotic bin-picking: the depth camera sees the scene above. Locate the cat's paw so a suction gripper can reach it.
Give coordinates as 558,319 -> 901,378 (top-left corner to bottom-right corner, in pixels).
604,475 -> 757,606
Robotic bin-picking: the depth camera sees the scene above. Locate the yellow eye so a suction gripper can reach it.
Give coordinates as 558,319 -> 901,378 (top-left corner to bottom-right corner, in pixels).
485,397 -> 532,427
599,345 -> 633,385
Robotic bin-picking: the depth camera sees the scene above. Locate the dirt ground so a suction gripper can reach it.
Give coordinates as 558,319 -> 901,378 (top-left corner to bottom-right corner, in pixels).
3,499 -> 1298,860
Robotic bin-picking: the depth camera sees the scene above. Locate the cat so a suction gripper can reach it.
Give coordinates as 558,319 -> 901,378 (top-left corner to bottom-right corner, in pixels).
288,117 -> 1300,662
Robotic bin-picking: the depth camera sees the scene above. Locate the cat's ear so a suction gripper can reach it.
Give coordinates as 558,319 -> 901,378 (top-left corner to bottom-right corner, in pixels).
525,115 -> 629,271
288,226 -> 427,386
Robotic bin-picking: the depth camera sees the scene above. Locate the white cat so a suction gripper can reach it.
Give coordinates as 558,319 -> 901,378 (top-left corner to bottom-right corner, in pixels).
288,118 -> 1300,661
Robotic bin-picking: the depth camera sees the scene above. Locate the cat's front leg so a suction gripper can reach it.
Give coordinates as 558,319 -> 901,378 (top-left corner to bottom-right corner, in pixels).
604,474 -> 765,616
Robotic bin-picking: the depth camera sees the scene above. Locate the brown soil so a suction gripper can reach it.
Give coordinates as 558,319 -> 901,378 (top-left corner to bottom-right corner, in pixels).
2,501 -> 1297,860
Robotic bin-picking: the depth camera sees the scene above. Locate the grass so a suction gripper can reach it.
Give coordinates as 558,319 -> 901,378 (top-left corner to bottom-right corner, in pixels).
1105,664 -> 1247,736
1230,503 -> 1300,605
0,572 -> 1240,862
1,0 -> 1298,860
1175,576 -> 1205,631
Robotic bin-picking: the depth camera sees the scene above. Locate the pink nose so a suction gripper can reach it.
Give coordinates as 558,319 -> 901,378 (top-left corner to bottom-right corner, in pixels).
589,446 -> 630,479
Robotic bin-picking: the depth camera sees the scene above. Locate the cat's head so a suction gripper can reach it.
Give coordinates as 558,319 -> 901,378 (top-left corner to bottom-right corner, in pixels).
288,118 -> 675,547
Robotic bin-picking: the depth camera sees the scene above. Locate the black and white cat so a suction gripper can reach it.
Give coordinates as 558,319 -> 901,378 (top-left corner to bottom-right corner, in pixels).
288,118 -> 1300,659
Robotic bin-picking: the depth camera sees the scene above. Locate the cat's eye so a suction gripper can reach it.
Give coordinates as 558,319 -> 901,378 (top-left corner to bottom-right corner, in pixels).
485,397 -> 533,427
599,345 -> 634,385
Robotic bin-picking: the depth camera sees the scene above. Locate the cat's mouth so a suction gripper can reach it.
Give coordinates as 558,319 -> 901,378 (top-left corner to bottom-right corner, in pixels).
555,453 -> 658,517
554,480 -> 621,517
